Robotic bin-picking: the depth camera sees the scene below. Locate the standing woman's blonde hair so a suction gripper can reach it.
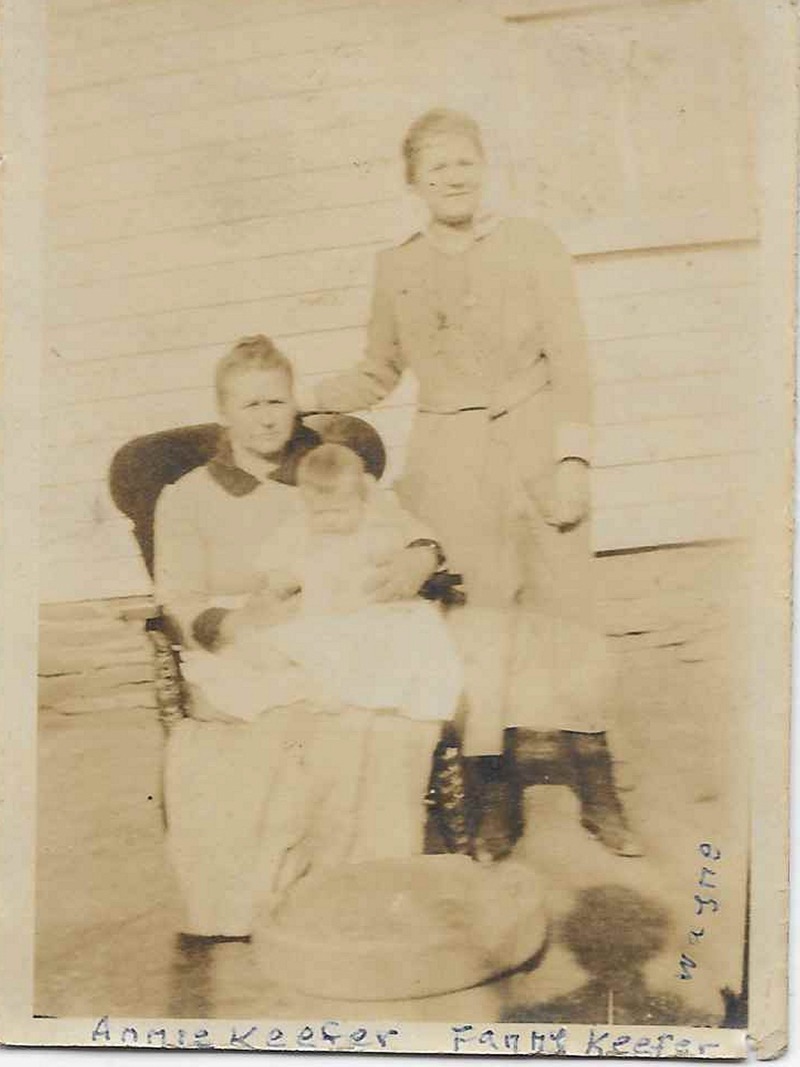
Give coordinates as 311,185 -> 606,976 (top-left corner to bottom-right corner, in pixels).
401,108 -> 485,185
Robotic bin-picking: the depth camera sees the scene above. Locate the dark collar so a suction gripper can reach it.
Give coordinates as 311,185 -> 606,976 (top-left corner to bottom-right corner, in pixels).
206,420 -> 321,497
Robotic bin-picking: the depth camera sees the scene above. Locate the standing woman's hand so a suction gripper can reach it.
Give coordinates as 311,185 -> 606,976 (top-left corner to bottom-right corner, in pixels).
553,459 -> 590,530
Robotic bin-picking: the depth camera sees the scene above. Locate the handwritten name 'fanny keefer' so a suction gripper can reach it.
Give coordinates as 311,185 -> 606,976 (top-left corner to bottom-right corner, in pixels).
89,1018 -> 725,1057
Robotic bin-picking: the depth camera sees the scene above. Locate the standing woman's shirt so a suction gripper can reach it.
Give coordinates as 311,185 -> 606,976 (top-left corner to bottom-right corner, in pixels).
313,217 -> 593,471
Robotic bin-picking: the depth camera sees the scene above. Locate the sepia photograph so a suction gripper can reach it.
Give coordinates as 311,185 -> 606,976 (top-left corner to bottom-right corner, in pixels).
0,0 -> 795,1055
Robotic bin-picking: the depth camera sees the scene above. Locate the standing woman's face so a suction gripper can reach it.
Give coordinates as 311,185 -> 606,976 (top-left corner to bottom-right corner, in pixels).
219,367 -> 297,460
411,133 -> 486,226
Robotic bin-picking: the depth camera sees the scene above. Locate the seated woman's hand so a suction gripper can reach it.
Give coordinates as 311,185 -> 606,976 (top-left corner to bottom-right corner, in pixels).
363,544 -> 438,602
218,586 -> 299,646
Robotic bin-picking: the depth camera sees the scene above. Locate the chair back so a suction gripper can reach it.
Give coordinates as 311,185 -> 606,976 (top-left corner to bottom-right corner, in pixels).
109,423 -> 222,577
109,416 -> 387,577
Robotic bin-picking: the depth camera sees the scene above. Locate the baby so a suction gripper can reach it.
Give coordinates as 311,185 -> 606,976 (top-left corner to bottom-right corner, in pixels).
183,443 -> 463,724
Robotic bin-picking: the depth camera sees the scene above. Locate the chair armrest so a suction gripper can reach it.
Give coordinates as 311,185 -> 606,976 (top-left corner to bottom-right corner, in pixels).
145,614 -> 190,732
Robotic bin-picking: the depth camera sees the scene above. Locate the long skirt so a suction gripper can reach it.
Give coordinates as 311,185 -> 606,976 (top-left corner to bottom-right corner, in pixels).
164,704 -> 439,937
395,405 -> 610,754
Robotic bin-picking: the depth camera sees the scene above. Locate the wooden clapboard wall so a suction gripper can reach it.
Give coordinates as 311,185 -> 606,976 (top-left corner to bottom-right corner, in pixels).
44,0 -> 759,602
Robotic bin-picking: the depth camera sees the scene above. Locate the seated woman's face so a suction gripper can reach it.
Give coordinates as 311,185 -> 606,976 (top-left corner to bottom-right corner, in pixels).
219,367 -> 297,460
412,132 -> 486,226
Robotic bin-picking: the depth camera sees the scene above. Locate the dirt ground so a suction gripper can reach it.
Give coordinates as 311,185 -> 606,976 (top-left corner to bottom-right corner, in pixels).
35,542 -> 749,1027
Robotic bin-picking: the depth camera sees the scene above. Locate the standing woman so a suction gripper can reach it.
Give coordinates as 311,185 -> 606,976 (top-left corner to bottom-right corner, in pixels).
304,108 -> 640,859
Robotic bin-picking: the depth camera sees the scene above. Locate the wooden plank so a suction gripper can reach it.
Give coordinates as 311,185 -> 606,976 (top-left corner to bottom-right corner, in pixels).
575,243 -> 757,300
45,328 -> 371,408
583,283 -> 755,341
41,552 -> 151,603
49,190 -> 752,281
49,287 -> 373,364
41,414 -> 742,499
48,242 -> 755,347
42,436 -> 130,489
49,165 -> 398,251
48,332 -> 426,416
48,117 -> 402,209
42,371 -> 419,488
593,493 -> 737,553
45,374 -> 418,449
50,40 -> 395,136
40,531 -> 736,608
49,245 -> 381,326
44,448 -> 737,531
48,2 -> 395,92
48,279 -> 756,369
49,0 -> 367,56
590,329 -> 753,383
499,0 -> 696,21
48,365 -> 749,463
42,530 -> 143,570
45,368 -> 747,459
49,75 -> 420,173
592,455 -> 740,508
48,0 -> 136,14
42,481 -> 119,526
596,540 -> 744,599
39,478 -> 740,609
46,314 -> 753,408
594,414 -> 743,466
46,327 -> 746,409
599,587 -> 731,638
45,387 -> 219,449
49,199 -> 408,287
47,335 -> 745,434
51,243 -> 755,342
595,372 -> 744,425
43,497 -> 738,581
38,479 -> 744,605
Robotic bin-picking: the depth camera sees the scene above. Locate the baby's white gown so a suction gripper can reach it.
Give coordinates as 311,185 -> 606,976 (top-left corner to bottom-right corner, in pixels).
182,490 -> 463,725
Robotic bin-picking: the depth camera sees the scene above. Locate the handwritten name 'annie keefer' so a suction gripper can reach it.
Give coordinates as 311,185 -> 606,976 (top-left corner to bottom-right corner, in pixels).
90,1017 -> 723,1057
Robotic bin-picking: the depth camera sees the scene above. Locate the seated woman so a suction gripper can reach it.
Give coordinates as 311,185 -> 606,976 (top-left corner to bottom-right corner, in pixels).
154,334 -> 442,940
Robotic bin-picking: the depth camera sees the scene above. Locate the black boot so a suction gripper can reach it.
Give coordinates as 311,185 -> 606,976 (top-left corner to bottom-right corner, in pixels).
566,731 -> 642,857
513,728 -> 577,790
168,933 -> 252,1017
465,742 -> 524,863
426,725 -> 473,856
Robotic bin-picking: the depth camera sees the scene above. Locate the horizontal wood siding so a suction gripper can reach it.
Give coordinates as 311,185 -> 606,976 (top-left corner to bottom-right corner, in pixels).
44,0 -> 759,602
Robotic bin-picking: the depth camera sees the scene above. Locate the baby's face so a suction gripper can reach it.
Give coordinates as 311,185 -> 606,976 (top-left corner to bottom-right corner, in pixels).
302,476 -> 366,534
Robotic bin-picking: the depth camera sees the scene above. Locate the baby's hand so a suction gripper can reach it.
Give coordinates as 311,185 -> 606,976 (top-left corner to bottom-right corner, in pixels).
222,588 -> 284,637
364,544 -> 438,602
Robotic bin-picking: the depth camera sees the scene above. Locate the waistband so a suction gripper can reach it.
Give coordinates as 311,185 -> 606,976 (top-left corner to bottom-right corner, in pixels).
416,355 -> 551,422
